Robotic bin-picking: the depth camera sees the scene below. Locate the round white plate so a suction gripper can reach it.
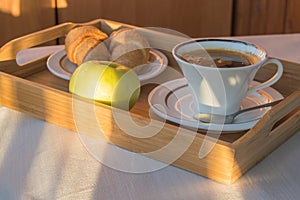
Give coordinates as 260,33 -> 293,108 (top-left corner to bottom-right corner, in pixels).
148,78 -> 284,132
46,48 -> 168,81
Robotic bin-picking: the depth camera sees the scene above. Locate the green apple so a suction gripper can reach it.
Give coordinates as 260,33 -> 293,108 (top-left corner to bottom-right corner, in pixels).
69,60 -> 140,110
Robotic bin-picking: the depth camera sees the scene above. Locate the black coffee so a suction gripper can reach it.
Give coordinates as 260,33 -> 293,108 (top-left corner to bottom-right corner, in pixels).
181,49 -> 258,68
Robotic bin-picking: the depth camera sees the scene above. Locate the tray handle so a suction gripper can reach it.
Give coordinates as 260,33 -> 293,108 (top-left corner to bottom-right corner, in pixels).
234,90 -> 300,146
0,19 -> 105,62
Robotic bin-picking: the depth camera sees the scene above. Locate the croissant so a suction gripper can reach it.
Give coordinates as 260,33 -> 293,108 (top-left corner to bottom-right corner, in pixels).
65,26 -> 150,68
109,28 -> 150,68
65,25 -> 109,65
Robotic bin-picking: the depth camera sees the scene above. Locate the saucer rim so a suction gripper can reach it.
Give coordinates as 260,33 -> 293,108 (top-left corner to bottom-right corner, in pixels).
148,78 -> 284,132
46,48 -> 168,81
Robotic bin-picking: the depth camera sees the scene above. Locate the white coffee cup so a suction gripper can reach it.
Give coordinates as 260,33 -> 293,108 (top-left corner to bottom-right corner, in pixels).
172,39 -> 283,116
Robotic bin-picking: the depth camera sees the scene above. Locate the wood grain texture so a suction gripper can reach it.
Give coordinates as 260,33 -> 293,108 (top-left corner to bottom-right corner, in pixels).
249,0 -> 268,35
0,0 -> 56,46
56,0 -> 104,23
265,0 -> 286,33
56,0 -> 233,37
232,90 -> 300,172
233,0 -> 287,35
3,0 -> 300,48
285,0 -> 300,33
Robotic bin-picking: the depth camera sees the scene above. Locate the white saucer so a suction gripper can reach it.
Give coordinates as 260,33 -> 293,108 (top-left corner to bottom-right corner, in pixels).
148,78 -> 284,132
46,47 -> 168,82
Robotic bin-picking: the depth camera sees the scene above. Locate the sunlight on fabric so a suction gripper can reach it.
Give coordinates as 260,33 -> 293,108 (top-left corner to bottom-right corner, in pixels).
0,0 -> 21,17
23,128 -> 103,199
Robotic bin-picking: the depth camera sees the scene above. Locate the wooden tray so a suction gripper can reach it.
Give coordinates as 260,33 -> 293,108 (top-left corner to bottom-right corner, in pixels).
0,19 -> 300,184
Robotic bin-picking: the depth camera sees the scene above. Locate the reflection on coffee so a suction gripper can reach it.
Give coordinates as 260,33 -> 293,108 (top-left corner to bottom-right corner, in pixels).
181,49 -> 259,68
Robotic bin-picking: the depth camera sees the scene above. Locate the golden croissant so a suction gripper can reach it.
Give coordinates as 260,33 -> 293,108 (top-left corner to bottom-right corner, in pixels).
65,26 -> 150,68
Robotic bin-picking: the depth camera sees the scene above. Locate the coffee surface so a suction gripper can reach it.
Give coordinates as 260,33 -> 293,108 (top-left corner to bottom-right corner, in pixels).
181,49 -> 257,68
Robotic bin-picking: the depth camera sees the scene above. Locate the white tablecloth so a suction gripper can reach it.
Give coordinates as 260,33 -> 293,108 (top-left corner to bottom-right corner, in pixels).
1,34 -> 300,200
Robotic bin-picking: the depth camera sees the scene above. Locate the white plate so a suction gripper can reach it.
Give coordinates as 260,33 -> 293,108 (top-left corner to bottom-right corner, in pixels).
47,48 -> 168,81
148,78 -> 284,132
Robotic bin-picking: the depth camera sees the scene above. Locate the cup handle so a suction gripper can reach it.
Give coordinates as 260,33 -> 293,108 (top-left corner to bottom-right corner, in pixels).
247,58 -> 283,95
